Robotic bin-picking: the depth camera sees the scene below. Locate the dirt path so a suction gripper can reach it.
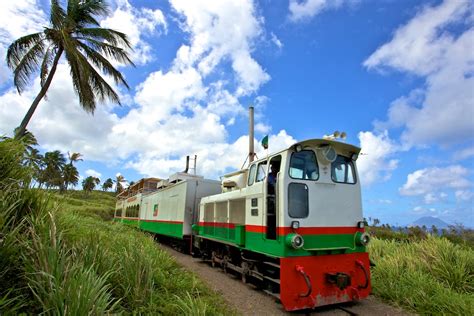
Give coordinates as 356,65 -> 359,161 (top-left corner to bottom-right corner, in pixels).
159,245 -> 410,315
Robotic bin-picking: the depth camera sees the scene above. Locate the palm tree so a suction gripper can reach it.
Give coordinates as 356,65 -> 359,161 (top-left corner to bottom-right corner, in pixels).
114,174 -> 125,194
62,164 -> 79,191
102,178 -> 113,191
7,0 -> 134,136
68,152 -> 83,165
43,150 -> 66,189
82,175 -> 100,195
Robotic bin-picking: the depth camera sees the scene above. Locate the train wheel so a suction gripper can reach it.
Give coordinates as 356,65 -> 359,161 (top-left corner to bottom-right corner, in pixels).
241,262 -> 249,283
223,256 -> 229,274
211,251 -> 217,268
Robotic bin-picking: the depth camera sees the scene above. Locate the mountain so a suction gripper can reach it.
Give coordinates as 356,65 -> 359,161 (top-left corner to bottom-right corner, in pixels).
410,216 -> 449,229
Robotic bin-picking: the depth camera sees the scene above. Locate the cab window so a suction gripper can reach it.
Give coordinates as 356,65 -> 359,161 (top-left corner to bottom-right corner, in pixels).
331,155 -> 356,184
248,164 -> 257,186
256,161 -> 268,182
289,150 -> 319,180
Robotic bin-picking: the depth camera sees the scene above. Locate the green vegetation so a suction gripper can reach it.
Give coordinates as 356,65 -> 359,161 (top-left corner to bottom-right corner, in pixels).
0,138 -> 235,315
369,235 -> 474,314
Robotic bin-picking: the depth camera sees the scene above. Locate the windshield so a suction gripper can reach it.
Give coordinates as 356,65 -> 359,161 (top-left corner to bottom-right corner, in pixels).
289,150 -> 319,180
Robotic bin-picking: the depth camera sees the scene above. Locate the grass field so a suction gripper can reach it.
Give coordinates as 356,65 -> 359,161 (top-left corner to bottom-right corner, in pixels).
0,139 -> 235,315
369,237 -> 474,315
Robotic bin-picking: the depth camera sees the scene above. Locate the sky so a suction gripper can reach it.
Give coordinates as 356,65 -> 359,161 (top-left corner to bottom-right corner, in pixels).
0,0 -> 473,227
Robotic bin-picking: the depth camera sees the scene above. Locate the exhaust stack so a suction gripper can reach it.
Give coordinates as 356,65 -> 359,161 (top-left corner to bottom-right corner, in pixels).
249,106 -> 255,164
183,155 -> 190,173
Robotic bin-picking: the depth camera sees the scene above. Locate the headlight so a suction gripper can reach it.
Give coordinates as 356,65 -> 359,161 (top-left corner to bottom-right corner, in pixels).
357,232 -> 370,246
291,221 -> 300,229
286,233 -> 304,249
357,221 -> 365,229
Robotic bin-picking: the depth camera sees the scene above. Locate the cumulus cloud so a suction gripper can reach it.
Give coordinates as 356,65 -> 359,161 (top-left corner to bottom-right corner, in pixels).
399,165 -> 471,197
357,131 -> 399,186
171,0 -> 270,95
101,0 -> 167,65
288,0 -> 358,22
365,0 -> 474,148
85,169 -> 102,179
0,0 -> 47,86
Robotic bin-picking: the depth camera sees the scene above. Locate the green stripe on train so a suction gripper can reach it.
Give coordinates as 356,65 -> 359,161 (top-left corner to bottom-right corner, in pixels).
197,225 -> 366,257
140,221 -> 184,239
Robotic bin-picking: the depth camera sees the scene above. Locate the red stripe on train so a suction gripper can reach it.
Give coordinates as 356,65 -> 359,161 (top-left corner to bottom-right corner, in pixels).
246,225 -> 363,235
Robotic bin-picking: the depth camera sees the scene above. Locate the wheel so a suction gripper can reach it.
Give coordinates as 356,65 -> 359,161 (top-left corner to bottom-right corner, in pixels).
241,262 -> 249,283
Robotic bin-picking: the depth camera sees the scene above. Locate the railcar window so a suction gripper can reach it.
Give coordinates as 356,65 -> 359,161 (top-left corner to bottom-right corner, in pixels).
331,155 -> 356,184
256,161 -> 267,182
288,183 -> 309,218
289,150 -> 319,180
248,164 -> 257,186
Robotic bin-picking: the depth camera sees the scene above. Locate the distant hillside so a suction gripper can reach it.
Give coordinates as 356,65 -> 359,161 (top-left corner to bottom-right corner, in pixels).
411,216 -> 449,229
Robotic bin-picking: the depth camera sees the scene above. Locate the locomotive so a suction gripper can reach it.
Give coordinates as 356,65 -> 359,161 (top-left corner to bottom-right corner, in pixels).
114,109 -> 371,311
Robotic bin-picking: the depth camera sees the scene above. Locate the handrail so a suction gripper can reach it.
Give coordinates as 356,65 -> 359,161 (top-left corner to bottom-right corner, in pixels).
295,265 -> 312,297
355,260 -> 369,289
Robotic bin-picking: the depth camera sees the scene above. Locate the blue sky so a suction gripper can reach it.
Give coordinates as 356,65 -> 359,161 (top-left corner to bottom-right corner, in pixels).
0,0 -> 472,226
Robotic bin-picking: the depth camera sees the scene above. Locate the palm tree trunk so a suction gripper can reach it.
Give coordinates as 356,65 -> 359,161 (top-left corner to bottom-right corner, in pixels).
17,47 -> 64,136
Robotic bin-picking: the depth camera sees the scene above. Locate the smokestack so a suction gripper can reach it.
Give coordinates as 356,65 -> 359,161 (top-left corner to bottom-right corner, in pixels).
249,106 -> 255,163
183,155 -> 190,173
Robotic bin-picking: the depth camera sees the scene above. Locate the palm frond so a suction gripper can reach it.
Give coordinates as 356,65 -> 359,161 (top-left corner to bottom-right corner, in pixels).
75,28 -> 132,48
66,46 -> 96,112
50,0 -> 66,29
40,45 -> 55,88
12,41 -> 46,93
7,32 -> 45,69
76,40 -> 130,89
75,37 -> 134,66
68,0 -> 109,27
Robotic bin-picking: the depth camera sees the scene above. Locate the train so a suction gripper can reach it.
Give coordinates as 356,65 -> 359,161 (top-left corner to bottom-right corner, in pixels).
114,109 -> 371,311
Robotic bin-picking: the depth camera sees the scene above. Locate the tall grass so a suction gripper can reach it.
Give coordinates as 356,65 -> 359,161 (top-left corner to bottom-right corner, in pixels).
57,211 -> 233,314
369,237 -> 474,314
1,139 -> 235,315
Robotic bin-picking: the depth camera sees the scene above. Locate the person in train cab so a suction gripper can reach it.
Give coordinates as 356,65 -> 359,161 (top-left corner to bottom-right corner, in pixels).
267,164 -> 279,195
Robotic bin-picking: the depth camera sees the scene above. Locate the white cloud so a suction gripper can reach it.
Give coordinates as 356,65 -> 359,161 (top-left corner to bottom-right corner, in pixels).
85,169 -> 102,179
288,0 -> 358,22
357,131 -> 399,186
424,192 -> 448,204
0,0 -> 47,87
171,0 -> 269,95
453,146 -> 474,161
399,165 -> 471,197
455,190 -> 473,202
365,0 -> 474,148
270,32 -> 283,49
101,0 -> 167,65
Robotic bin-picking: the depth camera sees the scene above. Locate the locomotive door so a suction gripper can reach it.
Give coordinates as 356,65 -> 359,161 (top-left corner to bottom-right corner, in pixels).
265,155 -> 281,240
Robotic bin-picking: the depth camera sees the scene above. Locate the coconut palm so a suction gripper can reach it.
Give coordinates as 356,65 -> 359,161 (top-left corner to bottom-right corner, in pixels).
114,174 -> 125,194
42,150 -> 66,189
7,0 -> 134,136
82,175 -> 100,195
102,178 -> 113,191
62,164 -> 79,191
68,152 -> 83,165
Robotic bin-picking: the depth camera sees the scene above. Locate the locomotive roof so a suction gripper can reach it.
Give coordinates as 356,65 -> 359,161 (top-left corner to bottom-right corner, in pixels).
251,138 -> 360,165
293,138 -> 361,154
